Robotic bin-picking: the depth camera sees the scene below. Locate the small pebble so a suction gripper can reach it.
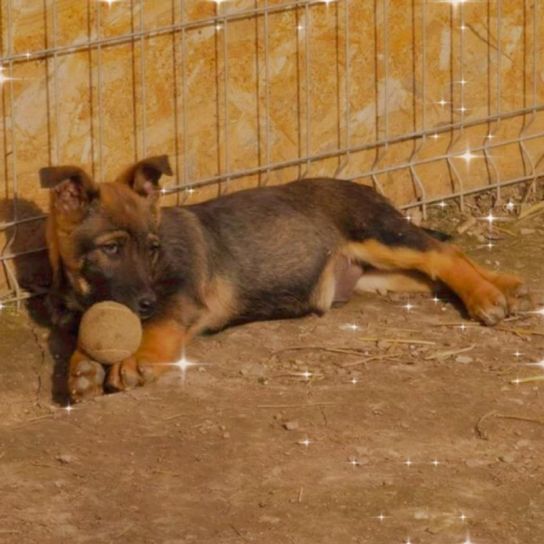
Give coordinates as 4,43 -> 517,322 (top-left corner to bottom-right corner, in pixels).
56,454 -> 75,464
283,420 -> 299,431
498,454 -> 514,463
455,355 -> 473,364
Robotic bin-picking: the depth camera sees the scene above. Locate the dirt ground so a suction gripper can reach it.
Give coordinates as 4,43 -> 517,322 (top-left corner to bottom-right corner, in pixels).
1,199 -> 544,544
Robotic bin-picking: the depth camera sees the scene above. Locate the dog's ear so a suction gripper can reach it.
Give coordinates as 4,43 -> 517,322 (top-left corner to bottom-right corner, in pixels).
39,165 -> 98,217
116,155 -> 173,197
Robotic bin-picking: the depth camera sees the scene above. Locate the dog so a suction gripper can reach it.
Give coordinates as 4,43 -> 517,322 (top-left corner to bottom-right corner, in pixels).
40,155 -> 529,402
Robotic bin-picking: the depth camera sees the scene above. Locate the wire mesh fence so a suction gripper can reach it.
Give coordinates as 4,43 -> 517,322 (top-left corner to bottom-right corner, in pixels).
1,0 -> 543,304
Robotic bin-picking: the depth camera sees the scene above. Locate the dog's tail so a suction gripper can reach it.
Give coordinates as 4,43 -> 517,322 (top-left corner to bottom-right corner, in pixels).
422,227 -> 452,242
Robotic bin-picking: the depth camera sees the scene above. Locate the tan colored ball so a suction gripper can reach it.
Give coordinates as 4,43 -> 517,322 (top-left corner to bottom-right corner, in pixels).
78,301 -> 143,364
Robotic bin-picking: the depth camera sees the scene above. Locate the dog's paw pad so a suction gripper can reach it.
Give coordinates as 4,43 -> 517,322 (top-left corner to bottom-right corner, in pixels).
69,360 -> 105,403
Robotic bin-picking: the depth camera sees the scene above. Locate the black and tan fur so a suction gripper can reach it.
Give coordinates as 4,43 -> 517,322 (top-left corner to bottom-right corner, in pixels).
40,156 -> 529,402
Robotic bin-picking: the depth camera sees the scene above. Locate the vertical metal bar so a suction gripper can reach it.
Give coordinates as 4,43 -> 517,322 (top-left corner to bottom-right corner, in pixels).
370,0 -> 386,195
140,0 -> 147,157
5,0 -> 22,307
303,0 -> 311,175
445,2 -> 465,211
382,0 -> 388,143
222,13 -> 229,193
171,0 -> 181,204
96,1 -> 104,181
52,0 -> 60,164
408,0 -> 427,218
263,0 -> 271,183
334,0 -> 350,178
181,24 -> 189,194
518,0 -> 538,199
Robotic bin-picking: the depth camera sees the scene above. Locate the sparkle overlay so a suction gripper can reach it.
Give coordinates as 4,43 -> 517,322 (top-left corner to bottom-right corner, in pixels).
157,351 -> 207,383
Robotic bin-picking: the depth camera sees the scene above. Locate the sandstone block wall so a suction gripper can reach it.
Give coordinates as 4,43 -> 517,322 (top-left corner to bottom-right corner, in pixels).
1,0 -> 543,299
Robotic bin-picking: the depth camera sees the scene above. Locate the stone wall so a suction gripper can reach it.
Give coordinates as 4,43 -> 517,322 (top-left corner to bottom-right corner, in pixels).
1,0 -> 543,298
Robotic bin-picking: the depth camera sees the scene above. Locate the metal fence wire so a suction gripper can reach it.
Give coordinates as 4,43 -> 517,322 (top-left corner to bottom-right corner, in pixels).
1,0 -> 543,305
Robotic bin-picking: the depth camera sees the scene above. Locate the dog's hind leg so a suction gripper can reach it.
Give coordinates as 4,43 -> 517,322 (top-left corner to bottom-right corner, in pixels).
345,238 -> 524,325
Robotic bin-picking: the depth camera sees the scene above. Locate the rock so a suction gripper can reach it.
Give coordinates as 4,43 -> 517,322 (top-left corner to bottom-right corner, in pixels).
283,420 -> 299,431
258,515 -> 280,524
466,458 -> 487,468
455,355 -> 473,364
498,454 -> 515,463
56,454 -> 75,464
457,216 -> 477,234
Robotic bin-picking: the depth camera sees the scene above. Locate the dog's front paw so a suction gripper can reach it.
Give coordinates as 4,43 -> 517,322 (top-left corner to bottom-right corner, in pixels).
69,359 -> 105,402
105,357 -> 159,393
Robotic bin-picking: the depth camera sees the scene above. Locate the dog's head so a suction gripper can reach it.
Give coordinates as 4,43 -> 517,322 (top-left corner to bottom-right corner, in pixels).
40,155 -> 173,327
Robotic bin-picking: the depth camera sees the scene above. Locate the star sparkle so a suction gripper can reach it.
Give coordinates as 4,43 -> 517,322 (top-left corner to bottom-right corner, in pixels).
64,403 -> 74,414
404,458 -> 413,467
350,377 -> 358,385
437,200 -> 448,208
0,66 -> 14,85
432,295 -> 441,304
298,438 -> 312,447
431,459 -> 440,467
459,512 -> 467,522
294,370 -> 313,381
340,323 -> 361,332
525,360 -> 544,370
431,133 -> 440,139
456,149 -> 481,164
483,211 -> 496,225
435,98 -> 449,107
159,352 -> 207,382
403,302 -> 415,312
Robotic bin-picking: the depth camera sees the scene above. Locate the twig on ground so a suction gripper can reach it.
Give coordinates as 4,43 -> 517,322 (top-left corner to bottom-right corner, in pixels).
425,344 -> 476,361
510,375 -> 544,384
475,410 -> 497,440
270,339 -> 435,361
475,410 -> 544,440
340,353 -> 402,367
257,402 -> 338,409
230,525 -> 249,542
497,326 -> 544,338
496,414 -> 544,426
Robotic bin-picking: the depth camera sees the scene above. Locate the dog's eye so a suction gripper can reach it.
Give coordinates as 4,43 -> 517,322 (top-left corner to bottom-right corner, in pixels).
101,242 -> 120,256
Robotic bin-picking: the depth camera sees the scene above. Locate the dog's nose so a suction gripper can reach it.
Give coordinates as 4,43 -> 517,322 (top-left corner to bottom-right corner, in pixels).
137,294 -> 157,319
